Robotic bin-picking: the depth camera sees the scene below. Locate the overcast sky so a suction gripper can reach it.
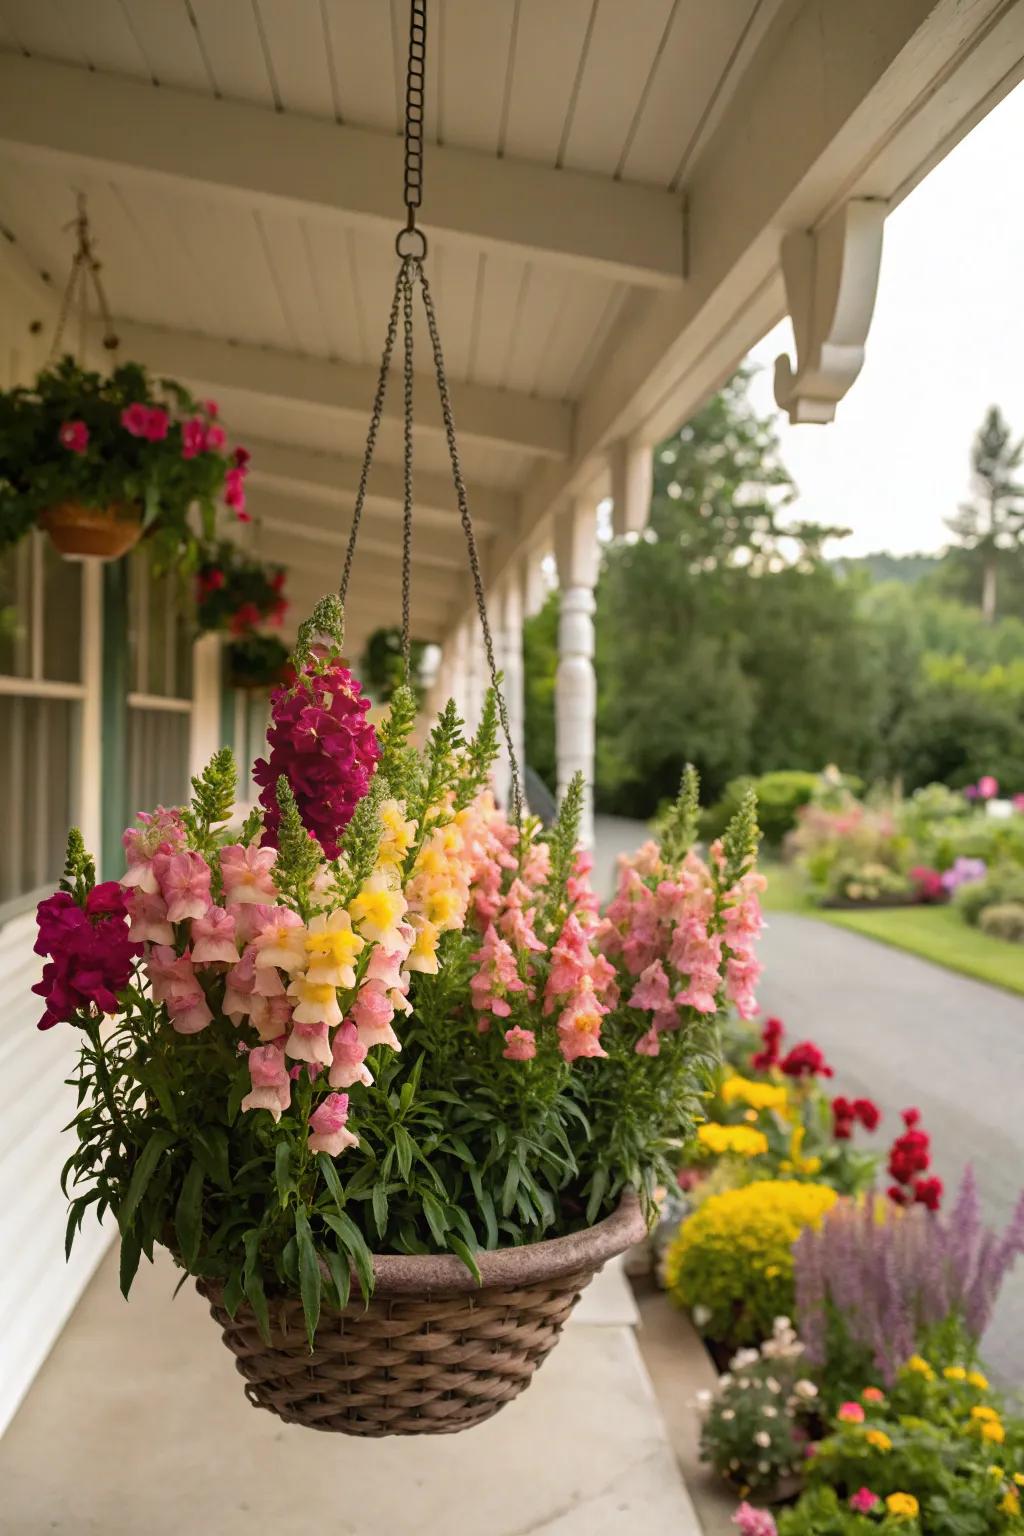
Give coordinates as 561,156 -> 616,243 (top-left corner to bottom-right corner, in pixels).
745,82 -> 1024,558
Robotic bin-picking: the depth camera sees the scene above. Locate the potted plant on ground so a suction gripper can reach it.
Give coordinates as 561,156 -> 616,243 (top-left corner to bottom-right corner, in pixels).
36,595 -> 762,1438
0,356 -> 250,562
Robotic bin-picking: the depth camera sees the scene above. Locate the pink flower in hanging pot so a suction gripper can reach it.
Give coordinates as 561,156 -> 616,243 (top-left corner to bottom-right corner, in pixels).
224,465 -> 247,514
308,1092 -> 359,1157
181,417 -> 206,459
205,422 -> 226,451
233,445 -> 250,468
58,419 -> 89,454
204,399 -> 219,418
191,904 -> 240,966
329,1019 -> 374,1089
142,406 -> 170,441
220,843 -> 278,906
152,849 -> 213,924
502,1026 -> 536,1062
121,402 -> 150,437
241,1043 -> 291,1121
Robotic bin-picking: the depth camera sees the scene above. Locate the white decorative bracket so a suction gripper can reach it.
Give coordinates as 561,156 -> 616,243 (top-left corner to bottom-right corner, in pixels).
773,198 -> 887,425
608,439 -> 654,538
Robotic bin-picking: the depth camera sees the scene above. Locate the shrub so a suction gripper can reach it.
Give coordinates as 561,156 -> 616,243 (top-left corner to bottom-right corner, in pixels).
698,1318 -> 818,1496
664,1179 -> 837,1345
979,902 -> 1024,944
702,771 -> 821,847
956,864 -> 1024,925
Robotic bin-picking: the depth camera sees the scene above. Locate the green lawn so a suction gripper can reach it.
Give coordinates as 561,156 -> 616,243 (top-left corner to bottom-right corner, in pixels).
761,861 -> 1024,997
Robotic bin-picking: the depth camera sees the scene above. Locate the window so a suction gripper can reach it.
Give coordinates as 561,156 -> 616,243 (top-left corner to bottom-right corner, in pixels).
0,536 -> 83,910
125,552 -> 193,815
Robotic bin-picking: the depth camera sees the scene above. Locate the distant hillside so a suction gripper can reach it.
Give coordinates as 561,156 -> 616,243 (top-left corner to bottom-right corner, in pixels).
831,551 -> 943,584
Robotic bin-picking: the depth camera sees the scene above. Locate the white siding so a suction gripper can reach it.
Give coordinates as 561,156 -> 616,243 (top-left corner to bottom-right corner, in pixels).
0,913 -> 112,1434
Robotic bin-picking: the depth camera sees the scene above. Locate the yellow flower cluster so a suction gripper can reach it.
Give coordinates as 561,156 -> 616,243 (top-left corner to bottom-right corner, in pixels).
663,1179 -> 837,1340
886,1493 -> 919,1520
865,1429 -> 892,1452
904,1355 -> 934,1380
696,1122 -> 768,1157
719,1074 -> 788,1113
968,1404 -> 1006,1445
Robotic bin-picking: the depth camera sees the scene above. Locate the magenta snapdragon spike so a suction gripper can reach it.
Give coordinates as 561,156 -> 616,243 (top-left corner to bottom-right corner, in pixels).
253,602 -> 379,859
33,883 -> 141,1030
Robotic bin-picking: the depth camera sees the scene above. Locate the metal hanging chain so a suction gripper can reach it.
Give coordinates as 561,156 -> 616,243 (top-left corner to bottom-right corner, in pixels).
403,0 -> 427,228
417,265 -> 524,828
339,0 -> 524,824
338,260 -> 410,609
49,193 -> 120,362
400,260 -> 416,679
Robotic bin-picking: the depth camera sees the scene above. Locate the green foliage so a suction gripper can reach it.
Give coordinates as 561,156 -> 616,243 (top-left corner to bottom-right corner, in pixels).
225,632 -> 290,690
182,747 -> 237,862
0,356 -> 233,560
60,827 -> 96,902
978,902 -> 1024,944
956,865 -> 1024,927
273,777 -> 324,917
195,540 -> 286,634
359,625 -> 430,706
657,764 -> 701,867
704,770 -> 821,847
375,683 -> 419,799
293,594 -> 346,673
453,683 -> 501,811
945,404 -> 1024,622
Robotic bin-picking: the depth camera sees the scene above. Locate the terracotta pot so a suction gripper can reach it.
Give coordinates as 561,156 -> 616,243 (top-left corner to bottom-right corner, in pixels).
39,501 -> 143,560
195,1193 -> 647,1438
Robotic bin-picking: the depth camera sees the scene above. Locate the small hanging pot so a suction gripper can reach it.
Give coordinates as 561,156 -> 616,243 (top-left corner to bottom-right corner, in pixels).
39,501 -> 143,561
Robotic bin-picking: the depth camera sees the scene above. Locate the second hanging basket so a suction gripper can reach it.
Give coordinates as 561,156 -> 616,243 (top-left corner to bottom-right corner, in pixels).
195,1193 -> 645,1437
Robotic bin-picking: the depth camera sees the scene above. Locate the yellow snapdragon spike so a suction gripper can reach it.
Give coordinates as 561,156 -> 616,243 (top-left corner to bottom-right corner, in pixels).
351,872 -> 408,946
405,918 -> 440,974
303,910 -> 365,987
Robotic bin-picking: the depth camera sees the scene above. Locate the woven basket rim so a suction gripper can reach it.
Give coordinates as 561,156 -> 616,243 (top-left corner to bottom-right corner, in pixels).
359,1191 -> 646,1296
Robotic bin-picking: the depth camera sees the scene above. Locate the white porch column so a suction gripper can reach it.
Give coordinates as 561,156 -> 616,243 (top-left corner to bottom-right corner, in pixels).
491,577 -> 524,812
465,627 -> 484,734
447,622 -> 469,722
190,632 -> 223,779
554,498 -> 599,848
76,559 -> 103,858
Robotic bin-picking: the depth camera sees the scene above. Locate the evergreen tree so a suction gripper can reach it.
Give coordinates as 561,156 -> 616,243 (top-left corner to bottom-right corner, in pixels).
946,405 -> 1024,622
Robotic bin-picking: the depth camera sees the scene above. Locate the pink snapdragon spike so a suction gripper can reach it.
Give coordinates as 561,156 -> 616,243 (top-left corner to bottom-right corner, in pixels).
33,883 -> 140,1030
308,1092 -> 359,1157
220,842 -> 278,905
252,906 -> 306,974
241,1043 -> 291,1122
122,806 -> 187,893
285,1017 -> 333,1066
253,652 -> 380,859
556,989 -> 608,1063
329,1020 -> 374,1089
223,946 -> 257,1020
502,1025 -> 536,1062
628,958 -> 672,1013
191,905 -> 240,966
145,945 -> 212,1034
152,849 -> 212,924
58,419 -> 89,454
250,992 -> 293,1042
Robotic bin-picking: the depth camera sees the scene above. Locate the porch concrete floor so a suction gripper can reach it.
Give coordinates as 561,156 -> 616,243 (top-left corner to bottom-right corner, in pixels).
0,1244 -> 702,1536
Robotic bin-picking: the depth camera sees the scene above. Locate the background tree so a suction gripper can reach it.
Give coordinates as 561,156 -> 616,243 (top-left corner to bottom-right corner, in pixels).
945,404 -> 1024,622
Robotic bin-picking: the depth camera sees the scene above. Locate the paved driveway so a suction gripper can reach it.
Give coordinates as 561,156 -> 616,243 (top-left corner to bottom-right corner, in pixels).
758,912 -> 1024,1388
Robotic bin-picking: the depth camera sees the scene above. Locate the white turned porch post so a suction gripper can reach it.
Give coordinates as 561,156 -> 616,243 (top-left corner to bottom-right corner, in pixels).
190,632 -> 223,779
492,577 -> 524,812
554,498 -> 599,848
448,622 -> 469,723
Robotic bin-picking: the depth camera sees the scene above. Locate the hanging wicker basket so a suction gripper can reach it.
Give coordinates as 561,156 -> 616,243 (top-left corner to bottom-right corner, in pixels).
39,501 -> 143,560
195,1194 -> 646,1437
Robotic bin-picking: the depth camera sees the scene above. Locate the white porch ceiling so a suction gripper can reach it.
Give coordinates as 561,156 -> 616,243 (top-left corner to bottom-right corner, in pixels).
0,0 -> 1023,649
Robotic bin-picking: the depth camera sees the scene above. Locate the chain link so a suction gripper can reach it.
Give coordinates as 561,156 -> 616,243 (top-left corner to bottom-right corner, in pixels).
403,0 -> 427,220
417,266 -> 524,827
